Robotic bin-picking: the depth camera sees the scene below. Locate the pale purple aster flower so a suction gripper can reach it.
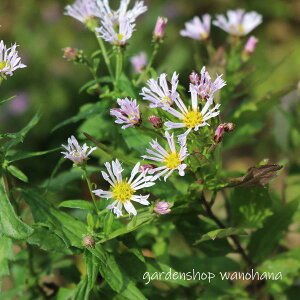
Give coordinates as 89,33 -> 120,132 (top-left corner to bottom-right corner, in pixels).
154,202 -> 171,215
164,86 -> 221,143
190,66 -> 226,99
142,131 -> 189,181
180,14 -> 211,41
0,41 -> 26,76
140,72 -> 179,108
244,36 -> 258,55
64,0 -> 99,25
93,160 -> 155,217
130,52 -> 147,73
213,9 -> 262,36
61,135 -> 96,165
153,16 -> 168,40
93,0 -> 147,24
110,98 -> 141,129
96,16 -> 135,45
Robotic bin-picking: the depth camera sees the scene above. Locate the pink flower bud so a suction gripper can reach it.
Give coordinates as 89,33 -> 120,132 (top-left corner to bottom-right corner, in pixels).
223,122 -> 235,132
153,17 -> 168,40
154,202 -> 171,215
148,115 -> 163,128
62,47 -> 80,60
213,124 -> 225,144
244,36 -> 258,56
140,164 -> 157,172
83,236 -> 95,248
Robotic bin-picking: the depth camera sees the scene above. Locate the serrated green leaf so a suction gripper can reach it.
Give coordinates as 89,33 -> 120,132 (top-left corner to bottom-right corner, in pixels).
7,165 -> 28,182
0,178 -> 33,239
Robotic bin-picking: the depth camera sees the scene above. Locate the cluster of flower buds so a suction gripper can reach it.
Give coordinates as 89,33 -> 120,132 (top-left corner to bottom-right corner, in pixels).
62,47 -> 85,63
153,17 -> 168,41
154,202 -> 171,215
213,123 -> 235,144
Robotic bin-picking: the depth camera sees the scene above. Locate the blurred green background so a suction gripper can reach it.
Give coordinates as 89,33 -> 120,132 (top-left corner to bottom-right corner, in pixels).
0,0 -> 299,183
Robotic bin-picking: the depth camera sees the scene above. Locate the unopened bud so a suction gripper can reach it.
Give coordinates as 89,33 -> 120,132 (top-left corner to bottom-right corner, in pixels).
83,236 -> 95,248
213,124 -> 225,144
148,115 -> 163,128
243,36 -> 258,56
154,202 -> 171,215
223,122 -> 235,132
153,17 -> 168,41
140,164 -> 157,172
62,47 -> 79,60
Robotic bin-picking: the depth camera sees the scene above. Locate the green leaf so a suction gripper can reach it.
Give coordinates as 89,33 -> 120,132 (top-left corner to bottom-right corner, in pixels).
0,178 -> 33,239
58,200 -> 95,210
103,211 -> 114,236
72,276 -> 90,300
0,95 -> 15,105
22,189 -> 87,248
248,199 -> 299,264
6,148 -> 59,163
0,235 -> 13,277
2,112 -> 40,152
85,251 -> 99,291
194,227 -> 247,244
7,165 -> 28,182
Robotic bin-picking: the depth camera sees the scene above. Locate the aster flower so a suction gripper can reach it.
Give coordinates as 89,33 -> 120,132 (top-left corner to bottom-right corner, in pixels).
140,72 -> 179,108
213,9 -> 262,36
190,66 -> 226,99
180,14 -> 211,41
130,52 -> 147,73
92,160 -> 155,217
64,0 -> 100,27
164,86 -> 221,142
0,41 -> 26,76
154,202 -> 171,215
110,98 -> 141,129
153,17 -> 168,40
142,131 -> 189,181
96,16 -> 135,46
61,136 -> 96,165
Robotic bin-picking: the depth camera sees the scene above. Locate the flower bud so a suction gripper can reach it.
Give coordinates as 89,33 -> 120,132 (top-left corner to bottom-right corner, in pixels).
140,164 -> 157,172
153,17 -> 168,41
189,71 -> 200,85
83,236 -> 95,248
243,36 -> 258,56
213,124 -> 225,144
154,202 -> 171,215
148,115 -> 163,128
62,47 -> 84,63
223,122 -> 235,132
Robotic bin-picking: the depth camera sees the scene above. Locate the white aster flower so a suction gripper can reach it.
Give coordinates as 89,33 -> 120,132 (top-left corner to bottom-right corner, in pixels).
140,72 -> 179,108
93,160 -> 155,217
0,41 -> 26,76
142,131 -> 189,181
165,86 -> 221,142
61,135 -> 96,165
213,9 -> 262,36
64,0 -> 100,25
180,14 -> 211,41
110,98 -> 141,129
96,16 -> 135,45
190,66 -> 226,99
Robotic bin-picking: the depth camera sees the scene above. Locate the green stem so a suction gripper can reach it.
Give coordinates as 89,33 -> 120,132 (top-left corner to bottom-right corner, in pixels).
115,47 -> 124,83
96,35 -> 114,81
135,42 -> 160,86
82,168 -> 100,214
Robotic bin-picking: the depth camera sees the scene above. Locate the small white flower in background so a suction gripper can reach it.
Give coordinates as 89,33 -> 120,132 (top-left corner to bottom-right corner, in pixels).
142,131 -> 189,181
164,86 -> 221,142
93,0 -> 147,24
140,72 -> 179,108
130,52 -> 147,73
61,136 -> 96,165
190,66 -> 226,99
110,98 -> 141,129
64,0 -> 99,25
96,16 -> 135,46
213,9 -> 262,36
153,16 -> 168,40
0,41 -> 26,76
93,160 -> 155,217
180,14 -> 211,41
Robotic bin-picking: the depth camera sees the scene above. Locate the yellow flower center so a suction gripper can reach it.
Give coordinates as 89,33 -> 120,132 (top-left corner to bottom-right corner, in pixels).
161,96 -> 172,105
164,152 -> 181,169
127,112 -> 139,124
0,61 -> 7,70
201,32 -> 208,39
112,182 -> 134,203
117,33 -> 124,42
183,110 -> 203,128
238,25 -> 244,35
